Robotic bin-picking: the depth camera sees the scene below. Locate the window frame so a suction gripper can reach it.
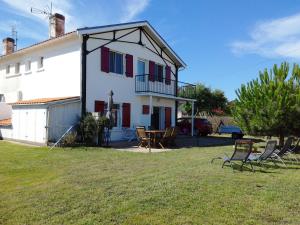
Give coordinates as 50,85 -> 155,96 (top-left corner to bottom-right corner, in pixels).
104,103 -> 122,128
6,65 -> 10,74
38,56 -> 44,69
25,60 -> 31,72
137,59 -> 146,82
109,50 -> 124,75
15,62 -> 20,74
154,62 -> 164,82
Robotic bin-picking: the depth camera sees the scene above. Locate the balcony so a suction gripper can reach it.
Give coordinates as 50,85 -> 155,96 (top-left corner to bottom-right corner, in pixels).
135,74 -> 195,97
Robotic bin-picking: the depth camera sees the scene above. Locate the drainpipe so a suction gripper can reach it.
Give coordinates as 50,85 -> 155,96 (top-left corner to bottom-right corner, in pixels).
175,65 -> 178,126
81,34 -> 89,117
45,105 -> 51,145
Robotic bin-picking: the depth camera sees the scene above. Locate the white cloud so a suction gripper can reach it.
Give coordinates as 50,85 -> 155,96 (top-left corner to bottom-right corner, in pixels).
120,0 -> 150,22
0,0 -> 150,43
231,13 -> 300,59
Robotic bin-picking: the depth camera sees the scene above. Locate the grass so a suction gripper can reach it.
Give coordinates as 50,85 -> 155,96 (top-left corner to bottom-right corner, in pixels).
1,141 -> 300,225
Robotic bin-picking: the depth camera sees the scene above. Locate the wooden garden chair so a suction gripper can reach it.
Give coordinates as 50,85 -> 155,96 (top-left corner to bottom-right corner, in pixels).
158,127 -> 173,148
136,127 -> 150,149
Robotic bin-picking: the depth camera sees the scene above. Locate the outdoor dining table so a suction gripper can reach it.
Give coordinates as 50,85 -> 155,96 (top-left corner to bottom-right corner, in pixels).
145,130 -> 165,150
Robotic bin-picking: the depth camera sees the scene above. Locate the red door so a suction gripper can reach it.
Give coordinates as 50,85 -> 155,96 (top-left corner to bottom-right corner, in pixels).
165,107 -> 172,128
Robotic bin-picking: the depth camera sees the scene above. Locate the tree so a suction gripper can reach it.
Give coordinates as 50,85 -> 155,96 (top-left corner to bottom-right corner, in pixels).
180,83 -> 229,115
232,62 -> 300,147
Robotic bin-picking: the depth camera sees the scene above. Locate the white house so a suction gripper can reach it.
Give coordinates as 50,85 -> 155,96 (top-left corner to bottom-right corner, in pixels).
0,14 -> 195,145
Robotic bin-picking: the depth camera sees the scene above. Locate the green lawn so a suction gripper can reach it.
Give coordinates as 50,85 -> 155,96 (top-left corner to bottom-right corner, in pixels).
1,141 -> 300,225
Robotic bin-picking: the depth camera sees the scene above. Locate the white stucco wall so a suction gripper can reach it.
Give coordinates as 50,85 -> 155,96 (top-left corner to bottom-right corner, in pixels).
48,101 -> 81,142
0,102 -> 12,120
85,28 -> 178,140
0,126 -> 13,139
0,34 -> 81,103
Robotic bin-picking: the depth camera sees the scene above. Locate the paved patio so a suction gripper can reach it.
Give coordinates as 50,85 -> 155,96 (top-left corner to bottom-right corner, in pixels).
110,134 -> 237,153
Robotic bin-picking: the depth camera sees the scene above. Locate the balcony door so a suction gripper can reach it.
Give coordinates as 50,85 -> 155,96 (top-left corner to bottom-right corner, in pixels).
137,60 -> 145,81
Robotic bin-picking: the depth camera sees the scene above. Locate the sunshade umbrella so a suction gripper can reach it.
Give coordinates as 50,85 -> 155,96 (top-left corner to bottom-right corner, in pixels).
106,90 -> 114,121
105,90 -> 114,145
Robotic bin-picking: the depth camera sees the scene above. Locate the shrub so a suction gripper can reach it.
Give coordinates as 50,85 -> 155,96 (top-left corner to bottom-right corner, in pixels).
61,132 -> 77,147
97,116 -> 112,146
79,113 -> 97,145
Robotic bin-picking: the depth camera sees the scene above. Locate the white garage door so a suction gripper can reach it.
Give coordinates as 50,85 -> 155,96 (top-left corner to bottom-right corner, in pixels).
13,107 -> 47,144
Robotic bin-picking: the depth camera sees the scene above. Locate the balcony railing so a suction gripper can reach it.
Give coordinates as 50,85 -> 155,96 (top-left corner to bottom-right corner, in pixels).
135,74 -> 195,97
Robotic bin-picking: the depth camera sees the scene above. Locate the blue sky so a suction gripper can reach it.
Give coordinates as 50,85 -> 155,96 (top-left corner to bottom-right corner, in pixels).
1,0 -> 300,100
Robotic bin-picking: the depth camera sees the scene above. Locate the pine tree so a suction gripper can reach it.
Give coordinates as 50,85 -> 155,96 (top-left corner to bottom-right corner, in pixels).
232,62 -> 300,147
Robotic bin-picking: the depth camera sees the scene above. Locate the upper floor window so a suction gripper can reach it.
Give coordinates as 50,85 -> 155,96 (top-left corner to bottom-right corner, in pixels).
6,65 -> 10,74
38,57 -> 44,69
0,94 -> 5,102
15,63 -> 20,74
154,63 -> 164,82
25,60 -> 31,72
109,51 -> 123,75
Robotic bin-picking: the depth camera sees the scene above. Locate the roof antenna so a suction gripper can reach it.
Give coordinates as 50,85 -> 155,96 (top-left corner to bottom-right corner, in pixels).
11,24 -> 18,50
30,2 -> 53,38
30,2 -> 53,17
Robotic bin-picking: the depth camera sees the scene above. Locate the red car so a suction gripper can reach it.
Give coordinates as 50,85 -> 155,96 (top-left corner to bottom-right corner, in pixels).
177,117 -> 213,136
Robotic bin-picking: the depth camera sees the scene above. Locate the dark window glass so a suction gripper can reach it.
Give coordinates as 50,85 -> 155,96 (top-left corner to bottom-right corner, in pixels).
109,51 -> 123,75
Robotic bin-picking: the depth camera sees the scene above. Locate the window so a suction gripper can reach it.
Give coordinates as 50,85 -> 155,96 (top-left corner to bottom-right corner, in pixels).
154,63 -> 163,82
6,65 -> 10,74
25,60 -> 31,72
38,57 -> 44,69
137,60 -> 146,81
15,63 -> 20,74
104,103 -> 121,127
109,51 -> 123,74
0,94 -> 5,102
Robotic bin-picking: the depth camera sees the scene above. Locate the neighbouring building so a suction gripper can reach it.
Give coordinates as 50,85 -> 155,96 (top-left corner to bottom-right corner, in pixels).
0,14 -> 196,145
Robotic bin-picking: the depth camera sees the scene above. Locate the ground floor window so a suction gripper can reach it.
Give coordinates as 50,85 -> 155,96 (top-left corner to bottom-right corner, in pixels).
104,103 -> 121,128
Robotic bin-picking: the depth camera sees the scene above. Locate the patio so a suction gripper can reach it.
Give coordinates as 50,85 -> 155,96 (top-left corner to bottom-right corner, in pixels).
110,134 -> 238,152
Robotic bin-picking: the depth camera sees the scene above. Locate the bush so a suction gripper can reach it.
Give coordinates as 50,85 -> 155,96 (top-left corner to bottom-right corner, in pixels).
61,132 -> 77,147
79,113 -> 97,145
97,116 -> 112,146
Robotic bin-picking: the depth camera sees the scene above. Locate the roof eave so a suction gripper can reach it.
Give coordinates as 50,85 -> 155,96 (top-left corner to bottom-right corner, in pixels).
77,21 -> 186,68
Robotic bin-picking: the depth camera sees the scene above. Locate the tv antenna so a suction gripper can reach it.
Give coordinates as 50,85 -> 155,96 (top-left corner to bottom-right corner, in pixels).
11,25 -> 18,50
30,2 -> 53,18
30,2 -> 54,38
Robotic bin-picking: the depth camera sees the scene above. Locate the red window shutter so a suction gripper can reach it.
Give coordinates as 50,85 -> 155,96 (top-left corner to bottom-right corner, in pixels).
122,103 -> 131,128
165,66 -> 171,85
95,101 -> 105,113
125,54 -> 133,77
101,47 -> 109,73
149,61 -> 155,82
165,107 -> 172,128
142,105 -> 149,114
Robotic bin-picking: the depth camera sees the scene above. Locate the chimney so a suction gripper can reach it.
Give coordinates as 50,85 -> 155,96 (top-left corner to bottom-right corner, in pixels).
2,38 -> 15,55
49,13 -> 65,38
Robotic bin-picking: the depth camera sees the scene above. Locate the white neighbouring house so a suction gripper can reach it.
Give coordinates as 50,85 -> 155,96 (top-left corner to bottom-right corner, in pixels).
0,14 -> 196,145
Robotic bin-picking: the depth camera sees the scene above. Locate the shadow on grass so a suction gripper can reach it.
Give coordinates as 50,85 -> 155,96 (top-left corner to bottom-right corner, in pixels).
220,160 -> 300,173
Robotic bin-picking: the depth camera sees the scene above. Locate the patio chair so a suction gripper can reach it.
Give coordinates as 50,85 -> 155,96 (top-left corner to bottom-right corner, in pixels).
136,127 -> 150,149
271,137 -> 298,164
122,127 -> 136,142
248,140 -> 277,166
169,127 -> 178,146
158,127 -> 173,148
286,137 -> 300,157
212,139 -> 254,171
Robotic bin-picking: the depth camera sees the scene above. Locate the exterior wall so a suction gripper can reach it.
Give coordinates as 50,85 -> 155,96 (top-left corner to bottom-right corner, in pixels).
0,126 -> 13,139
48,101 -> 81,142
85,28 -> 177,140
0,35 -> 81,103
0,102 -> 12,120
12,105 -> 48,144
